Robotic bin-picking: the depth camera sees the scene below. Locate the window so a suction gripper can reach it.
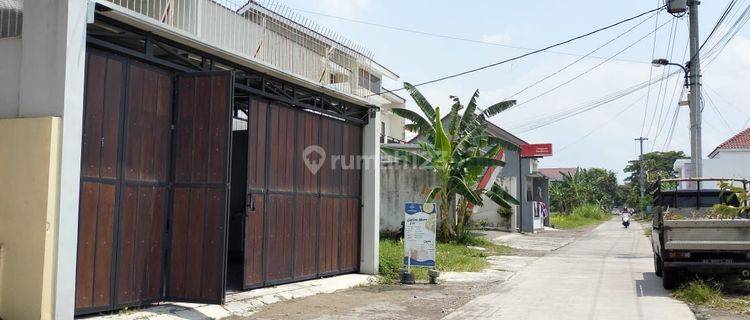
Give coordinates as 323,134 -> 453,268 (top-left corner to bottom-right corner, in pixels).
358,68 -> 381,94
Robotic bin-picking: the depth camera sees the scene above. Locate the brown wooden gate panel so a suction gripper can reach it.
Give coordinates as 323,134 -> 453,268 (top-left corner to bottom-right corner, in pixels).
75,52 -> 122,312
115,62 -> 172,307
167,72 -> 232,303
243,97 -> 362,289
243,98 -> 268,288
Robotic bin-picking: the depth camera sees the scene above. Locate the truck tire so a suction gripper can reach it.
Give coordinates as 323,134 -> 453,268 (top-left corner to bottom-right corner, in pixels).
654,255 -> 663,277
662,267 -> 678,290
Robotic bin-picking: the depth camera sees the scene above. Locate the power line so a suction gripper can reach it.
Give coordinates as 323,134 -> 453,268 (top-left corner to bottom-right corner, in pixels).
285,5 -> 650,65
509,70 -> 680,133
502,11 -> 658,101
651,37 -> 688,151
510,17 -> 674,110
644,17 -> 679,138
703,84 -> 750,119
662,96 -> 683,151
369,6 -> 666,96
703,90 -> 737,133
558,94 -> 647,152
641,2 -> 663,136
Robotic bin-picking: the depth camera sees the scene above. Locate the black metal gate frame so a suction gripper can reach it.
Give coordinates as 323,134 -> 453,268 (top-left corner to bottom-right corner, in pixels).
83,11 -> 368,307
243,99 -> 363,289
87,13 -> 373,125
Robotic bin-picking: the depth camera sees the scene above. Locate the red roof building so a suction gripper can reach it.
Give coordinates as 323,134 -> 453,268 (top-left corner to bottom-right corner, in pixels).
708,127 -> 750,159
538,167 -> 579,182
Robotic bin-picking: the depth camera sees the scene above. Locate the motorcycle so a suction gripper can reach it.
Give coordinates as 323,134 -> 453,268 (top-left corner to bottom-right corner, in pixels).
622,214 -> 631,228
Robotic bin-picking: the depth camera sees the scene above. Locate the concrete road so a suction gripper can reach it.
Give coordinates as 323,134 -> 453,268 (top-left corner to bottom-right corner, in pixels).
445,219 -> 696,320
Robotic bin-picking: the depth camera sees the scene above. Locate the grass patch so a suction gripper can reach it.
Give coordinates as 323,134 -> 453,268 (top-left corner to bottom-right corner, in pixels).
643,228 -> 652,237
673,279 -> 724,305
550,204 -> 611,229
673,279 -> 750,315
378,237 -> 512,284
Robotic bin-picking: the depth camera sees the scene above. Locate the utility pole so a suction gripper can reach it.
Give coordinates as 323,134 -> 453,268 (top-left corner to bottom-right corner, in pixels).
688,0 -> 703,177
635,137 -> 649,199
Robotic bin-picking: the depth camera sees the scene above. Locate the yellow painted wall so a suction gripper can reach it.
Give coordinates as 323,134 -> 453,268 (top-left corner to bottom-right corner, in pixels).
0,117 -> 61,320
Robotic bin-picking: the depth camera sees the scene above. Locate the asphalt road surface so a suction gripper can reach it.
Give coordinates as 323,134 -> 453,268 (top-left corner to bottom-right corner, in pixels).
444,218 -> 696,320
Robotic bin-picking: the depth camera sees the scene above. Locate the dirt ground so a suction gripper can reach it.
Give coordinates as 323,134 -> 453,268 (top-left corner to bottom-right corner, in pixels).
239,227 -> 592,320
241,281 -> 498,320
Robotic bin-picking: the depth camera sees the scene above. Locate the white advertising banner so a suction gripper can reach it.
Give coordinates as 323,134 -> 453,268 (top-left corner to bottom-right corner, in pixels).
404,202 -> 437,268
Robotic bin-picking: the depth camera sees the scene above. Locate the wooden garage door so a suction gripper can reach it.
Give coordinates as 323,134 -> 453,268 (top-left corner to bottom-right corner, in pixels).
76,50 -> 233,314
75,51 -> 173,314
243,98 -> 362,289
166,71 -> 233,304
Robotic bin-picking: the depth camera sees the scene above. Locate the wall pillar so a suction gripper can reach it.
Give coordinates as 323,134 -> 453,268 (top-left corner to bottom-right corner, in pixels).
360,109 -> 381,274
20,1 -> 88,319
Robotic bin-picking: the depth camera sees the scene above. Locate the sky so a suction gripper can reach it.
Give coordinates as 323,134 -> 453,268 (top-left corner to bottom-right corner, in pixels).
278,0 -> 750,181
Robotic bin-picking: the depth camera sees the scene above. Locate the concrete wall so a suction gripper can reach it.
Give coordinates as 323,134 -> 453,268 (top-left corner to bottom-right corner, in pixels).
711,149 -> 750,161
676,156 -> 750,189
0,37 -> 21,117
360,110 -> 381,275
381,149 -> 524,232
380,165 -> 440,232
20,2 -> 89,318
0,117 -> 61,320
470,176 -> 518,231
380,105 -> 406,142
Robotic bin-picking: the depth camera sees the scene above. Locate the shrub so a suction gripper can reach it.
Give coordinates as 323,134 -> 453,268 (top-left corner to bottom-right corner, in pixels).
572,204 -> 608,219
673,279 -> 723,305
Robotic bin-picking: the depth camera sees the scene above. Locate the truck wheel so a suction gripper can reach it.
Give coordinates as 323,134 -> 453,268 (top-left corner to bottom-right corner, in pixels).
662,267 -> 678,290
654,255 -> 663,277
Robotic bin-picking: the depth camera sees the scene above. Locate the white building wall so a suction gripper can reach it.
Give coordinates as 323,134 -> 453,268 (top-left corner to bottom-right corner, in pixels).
470,176 -> 518,231
379,165 -> 440,232
676,154 -> 750,189
0,38 -> 21,117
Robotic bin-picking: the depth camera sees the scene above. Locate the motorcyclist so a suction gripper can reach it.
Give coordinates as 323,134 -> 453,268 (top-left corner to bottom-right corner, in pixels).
621,210 -> 631,228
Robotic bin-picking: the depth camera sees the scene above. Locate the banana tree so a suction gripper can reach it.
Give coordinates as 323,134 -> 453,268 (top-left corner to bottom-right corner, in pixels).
382,83 -> 520,241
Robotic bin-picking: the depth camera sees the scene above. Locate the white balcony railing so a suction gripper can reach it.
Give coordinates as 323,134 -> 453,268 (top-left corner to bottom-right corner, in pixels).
100,0 -> 381,100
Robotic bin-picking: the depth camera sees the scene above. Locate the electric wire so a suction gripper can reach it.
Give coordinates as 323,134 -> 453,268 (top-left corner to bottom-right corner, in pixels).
703,84 -> 750,120
557,94 -> 647,152
703,90 -> 737,133
662,92 -> 683,151
640,2 -> 663,136
644,17 -> 679,139
368,5 -> 666,96
509,70 -> 680,133
284,5 -> 650,65
502,11 -> 659,101
649,22 -> 687,149
509,17 -> 674,111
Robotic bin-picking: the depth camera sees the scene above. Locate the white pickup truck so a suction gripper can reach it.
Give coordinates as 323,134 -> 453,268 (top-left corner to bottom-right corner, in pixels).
651,178 -> 750,289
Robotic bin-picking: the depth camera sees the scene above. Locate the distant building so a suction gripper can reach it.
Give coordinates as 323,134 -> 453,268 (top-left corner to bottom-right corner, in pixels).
379,90 -> 407,144
539,167 -> 579,182
675,127 -> 750,189
380,116 -> 551,233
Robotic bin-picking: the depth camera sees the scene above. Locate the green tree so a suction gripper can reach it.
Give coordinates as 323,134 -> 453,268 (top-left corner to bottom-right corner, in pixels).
382,83 -> 519,241
623,151 -> 687,209
549,168 -> 622,213
624,151 -> 687,187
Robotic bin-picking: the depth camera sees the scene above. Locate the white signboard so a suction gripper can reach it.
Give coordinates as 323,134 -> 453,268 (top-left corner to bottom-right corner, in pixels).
404,202 -> 437,268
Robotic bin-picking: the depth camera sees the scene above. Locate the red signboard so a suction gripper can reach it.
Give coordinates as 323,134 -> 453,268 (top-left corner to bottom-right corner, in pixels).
521,143 -> 553,158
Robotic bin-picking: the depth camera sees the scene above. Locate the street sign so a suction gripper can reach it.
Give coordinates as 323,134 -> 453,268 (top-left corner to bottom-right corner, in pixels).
521,143 -> 553,158
404,202 -> 437,268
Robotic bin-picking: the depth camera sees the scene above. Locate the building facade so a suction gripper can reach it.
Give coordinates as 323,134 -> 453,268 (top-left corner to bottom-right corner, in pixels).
0,1 -> 396,318
379,117 -> 551,234
675,127 -> 750,189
